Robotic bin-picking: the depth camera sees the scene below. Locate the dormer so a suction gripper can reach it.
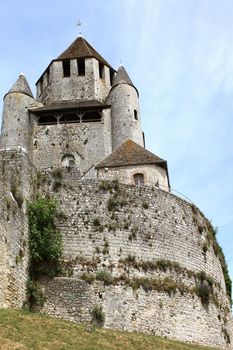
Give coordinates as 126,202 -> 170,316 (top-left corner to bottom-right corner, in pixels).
35,36 -> 116,105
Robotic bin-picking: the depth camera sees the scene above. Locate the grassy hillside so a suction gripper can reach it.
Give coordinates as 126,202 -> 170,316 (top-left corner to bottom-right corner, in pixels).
0,309 -> 217,350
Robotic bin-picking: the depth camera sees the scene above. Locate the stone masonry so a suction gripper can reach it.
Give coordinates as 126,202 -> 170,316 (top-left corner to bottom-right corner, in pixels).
0,35 -> 232,350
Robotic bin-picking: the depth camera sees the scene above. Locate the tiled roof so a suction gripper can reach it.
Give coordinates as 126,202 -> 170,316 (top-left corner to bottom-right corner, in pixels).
5,74 -> 33,98
96,139 -> 167,168
57,36 -> 113,69
30,100 -> 110,113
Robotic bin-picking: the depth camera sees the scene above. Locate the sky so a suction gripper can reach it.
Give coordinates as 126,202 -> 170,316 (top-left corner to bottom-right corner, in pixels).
0,0 -> 233,295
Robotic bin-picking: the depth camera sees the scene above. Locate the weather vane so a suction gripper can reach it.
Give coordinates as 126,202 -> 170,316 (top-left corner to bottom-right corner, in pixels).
76,20 -> 82,37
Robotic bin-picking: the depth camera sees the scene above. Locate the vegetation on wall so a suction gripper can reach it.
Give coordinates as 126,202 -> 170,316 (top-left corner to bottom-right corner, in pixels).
191,204 -> 232,304
25,196 -> 62,309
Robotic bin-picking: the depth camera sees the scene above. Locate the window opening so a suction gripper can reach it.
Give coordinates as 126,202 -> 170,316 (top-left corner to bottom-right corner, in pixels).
82,111 -> 101,122
59,113 -> 80,124
45,68 -> 50,86
133,173 -> 144,187
99,62 -> 104,80
134,110 -> 138,120
62,154 -> 75,168
62,60 -> 70,77
39,79 -> 43,95
77,59 -> 85,76
110,70 -> 115,86
38,115 -> 57,125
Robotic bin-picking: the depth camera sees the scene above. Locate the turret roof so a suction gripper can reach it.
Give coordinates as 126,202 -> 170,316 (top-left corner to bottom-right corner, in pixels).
57,36 -> 113,69
6,74 -> 33,98
96,139 -> 167,169
112,65 -> 134,87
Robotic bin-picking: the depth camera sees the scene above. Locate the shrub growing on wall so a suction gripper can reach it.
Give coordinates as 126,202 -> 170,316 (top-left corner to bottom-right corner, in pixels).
27,196 -> 63,278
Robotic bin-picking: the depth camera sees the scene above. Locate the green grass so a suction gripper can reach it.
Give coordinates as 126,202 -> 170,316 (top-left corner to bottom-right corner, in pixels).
0,309 -> 217,350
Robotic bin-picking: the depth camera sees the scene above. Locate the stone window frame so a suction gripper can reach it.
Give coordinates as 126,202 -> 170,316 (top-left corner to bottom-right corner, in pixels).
133,173 -> 145,187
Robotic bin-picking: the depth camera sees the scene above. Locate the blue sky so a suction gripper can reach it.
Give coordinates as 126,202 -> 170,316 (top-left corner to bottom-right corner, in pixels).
0,0 -> 233,294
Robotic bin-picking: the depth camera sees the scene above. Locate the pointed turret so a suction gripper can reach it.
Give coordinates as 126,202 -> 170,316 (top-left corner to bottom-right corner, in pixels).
107,65 -> 143,150
112,65 -> 136,90
1,74 -> 39,152
5,74 -> 33,98
36,36 -> 115,105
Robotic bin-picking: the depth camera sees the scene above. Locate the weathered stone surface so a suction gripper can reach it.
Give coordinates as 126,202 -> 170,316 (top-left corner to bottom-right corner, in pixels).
34,174 -> 232,349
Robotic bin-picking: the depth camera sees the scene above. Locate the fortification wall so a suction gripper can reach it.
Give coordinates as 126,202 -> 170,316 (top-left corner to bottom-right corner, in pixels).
36,173 -> 232,349
0,149 -> 31,308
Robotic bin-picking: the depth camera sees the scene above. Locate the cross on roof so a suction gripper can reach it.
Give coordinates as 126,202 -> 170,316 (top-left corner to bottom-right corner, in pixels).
76,20 -> 82,37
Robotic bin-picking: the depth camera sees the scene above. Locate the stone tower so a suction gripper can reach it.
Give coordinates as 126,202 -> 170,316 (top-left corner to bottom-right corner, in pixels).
1,35 -> 231,350
1,74 -> 41,153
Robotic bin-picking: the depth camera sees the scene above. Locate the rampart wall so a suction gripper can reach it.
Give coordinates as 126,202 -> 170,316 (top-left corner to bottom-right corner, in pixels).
0,149 -> 31,308
36,171 -> 233,349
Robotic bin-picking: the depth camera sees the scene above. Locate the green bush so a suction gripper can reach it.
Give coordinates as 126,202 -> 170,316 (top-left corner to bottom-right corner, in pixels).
27,196 -> 63,278
24,279 -> 46,311
91,305 -> 105,327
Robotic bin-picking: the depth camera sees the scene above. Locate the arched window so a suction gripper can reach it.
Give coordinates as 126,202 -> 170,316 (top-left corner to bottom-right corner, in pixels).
62,154 -> 75,168
133,173 -> 144,186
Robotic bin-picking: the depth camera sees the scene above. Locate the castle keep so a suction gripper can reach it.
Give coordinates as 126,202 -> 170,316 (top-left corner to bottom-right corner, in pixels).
0,36 -> 232,349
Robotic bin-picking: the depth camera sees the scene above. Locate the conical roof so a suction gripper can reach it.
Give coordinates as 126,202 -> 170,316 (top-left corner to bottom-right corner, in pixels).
96,139 -> 167,168
112,65 -> 135,87
6,74 -> 33,98
57,36 -> 113,69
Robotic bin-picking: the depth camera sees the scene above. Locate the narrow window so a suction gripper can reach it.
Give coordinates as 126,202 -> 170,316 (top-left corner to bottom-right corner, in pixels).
77,59 -> 85,76
134,110 -> 138,120
44,69 -> 50,87
62,60 -> 70,77
134,173 -> 144,187
39,79 -> 43,95
110,70 -> 115,86
99,62 -> 104,80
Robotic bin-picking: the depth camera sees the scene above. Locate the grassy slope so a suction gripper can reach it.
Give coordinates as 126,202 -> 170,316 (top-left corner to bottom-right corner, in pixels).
0,309 -> 217,350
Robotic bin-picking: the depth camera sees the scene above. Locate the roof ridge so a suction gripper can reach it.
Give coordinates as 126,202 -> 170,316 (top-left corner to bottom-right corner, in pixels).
82,37 -> 93,56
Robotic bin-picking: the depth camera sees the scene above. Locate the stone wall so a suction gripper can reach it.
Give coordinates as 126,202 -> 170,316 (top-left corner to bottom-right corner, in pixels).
97,164 -> 169,191
0,149 -> 31,308
37,58 -> 111,105
31,108 -> 112,174
36,172 -> 232,349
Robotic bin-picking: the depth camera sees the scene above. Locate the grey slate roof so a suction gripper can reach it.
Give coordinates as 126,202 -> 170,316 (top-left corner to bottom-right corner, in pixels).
96,139 -> 167,169
112,66 -> 135,88
6,74 -> 33,98
57,36 -> 114,69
